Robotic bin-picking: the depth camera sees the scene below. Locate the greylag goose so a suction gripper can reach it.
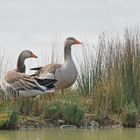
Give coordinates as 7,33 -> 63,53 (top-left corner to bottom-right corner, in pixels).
0,50 -> 37,93
0,50 -> 57,100
31,37 -> 82,94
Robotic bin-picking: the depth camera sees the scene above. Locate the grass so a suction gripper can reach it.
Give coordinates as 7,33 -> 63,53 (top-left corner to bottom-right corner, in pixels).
0,110 -> 19,129
0,28 -> 140,128
63,103 -> 85,126
122,103 -> 138,127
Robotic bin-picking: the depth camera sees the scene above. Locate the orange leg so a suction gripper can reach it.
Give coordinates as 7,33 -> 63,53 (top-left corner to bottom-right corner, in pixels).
48,92 -> 55,100
52,92 -> 55,98
11,97 -> 16,104
61,89 -> 64,95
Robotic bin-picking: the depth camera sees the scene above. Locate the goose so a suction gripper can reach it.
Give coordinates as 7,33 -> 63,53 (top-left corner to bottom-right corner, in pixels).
0,50 -> 37,92
31,37 -> 82,94
0,50 -> 57,100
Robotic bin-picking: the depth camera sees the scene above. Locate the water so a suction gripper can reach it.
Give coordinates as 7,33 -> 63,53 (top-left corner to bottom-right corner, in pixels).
0,128 -> 140,140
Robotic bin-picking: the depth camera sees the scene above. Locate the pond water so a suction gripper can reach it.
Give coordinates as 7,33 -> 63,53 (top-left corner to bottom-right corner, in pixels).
0,128 -> 140,140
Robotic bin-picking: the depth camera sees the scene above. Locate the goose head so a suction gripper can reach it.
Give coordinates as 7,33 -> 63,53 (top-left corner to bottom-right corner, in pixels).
17,50 -> 38,73
64,37 -> 82,47
19,50 -> 38,59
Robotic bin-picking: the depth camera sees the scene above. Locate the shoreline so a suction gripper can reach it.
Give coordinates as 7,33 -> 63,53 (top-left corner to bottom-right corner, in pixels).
18,114 -> 123,130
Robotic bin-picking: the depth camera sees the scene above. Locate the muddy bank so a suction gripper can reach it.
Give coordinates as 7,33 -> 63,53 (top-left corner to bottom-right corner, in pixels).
19,114 -> 122,129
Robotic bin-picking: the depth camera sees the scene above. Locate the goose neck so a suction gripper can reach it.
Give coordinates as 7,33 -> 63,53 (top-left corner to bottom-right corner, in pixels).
64,45 -> 72,61
17,56 -> 26,73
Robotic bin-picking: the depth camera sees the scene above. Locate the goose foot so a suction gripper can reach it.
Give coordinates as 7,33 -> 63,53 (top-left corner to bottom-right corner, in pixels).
48,92 -> 55,100
61,89 -> 64,95
11,97 -> 16,104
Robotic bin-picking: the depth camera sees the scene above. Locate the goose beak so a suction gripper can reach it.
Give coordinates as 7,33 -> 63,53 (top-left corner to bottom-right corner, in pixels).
32,54 -> 38,58
74,39 -> 82,44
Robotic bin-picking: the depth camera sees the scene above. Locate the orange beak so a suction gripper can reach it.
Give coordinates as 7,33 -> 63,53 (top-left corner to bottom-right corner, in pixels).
74,39 -> 82,44
32,53 -> 38,58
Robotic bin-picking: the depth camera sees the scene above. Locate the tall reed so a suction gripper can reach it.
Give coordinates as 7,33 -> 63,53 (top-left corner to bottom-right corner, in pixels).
76,41 -> 103,96
77,29 -> 140,116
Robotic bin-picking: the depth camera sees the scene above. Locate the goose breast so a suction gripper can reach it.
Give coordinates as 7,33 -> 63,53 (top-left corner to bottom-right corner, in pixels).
55,59 -> 78,89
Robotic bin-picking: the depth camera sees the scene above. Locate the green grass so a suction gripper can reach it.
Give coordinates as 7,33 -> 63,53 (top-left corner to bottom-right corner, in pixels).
0,110 -> 19,130
122,103 -> 139,127
63,103 -> 85,126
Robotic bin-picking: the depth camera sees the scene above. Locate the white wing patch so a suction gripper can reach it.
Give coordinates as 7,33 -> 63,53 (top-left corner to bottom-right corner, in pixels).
19,89 -> 55,98
39,73 -> 55,79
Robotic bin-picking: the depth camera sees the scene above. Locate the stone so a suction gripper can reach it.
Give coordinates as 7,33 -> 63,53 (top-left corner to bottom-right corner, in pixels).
57,119 -> 65,126
83,120 -> 99,129
90,121 -> 99,128
60,125 -> 78,129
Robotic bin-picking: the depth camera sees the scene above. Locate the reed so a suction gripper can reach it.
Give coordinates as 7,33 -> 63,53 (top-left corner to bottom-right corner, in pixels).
77,29 -> 140,116
76,41 -> 103,96
122,102 -> 138,127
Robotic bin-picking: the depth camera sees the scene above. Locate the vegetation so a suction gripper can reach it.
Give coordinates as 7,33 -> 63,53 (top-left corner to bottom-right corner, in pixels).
1,29 -> 140,128
76,29 -> 140,118
122,103 -> 138,127
63,103 -> 84,126
0,110 -> 19,129
45,100 -> 61,119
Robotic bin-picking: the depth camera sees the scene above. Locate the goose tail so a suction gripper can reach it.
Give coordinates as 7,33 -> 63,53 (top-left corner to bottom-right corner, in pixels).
35,78 -> 57,89
30,67 -> 42,71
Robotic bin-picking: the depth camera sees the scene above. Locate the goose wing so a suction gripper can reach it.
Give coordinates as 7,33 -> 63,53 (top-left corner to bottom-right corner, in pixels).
2,70 -> 57,99
4,70 -> 45,91
31,64 -> 62,78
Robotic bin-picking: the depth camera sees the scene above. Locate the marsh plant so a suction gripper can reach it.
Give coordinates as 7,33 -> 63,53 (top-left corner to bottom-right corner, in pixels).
16,97 -> 47,116
63,103 -> 85,126
122,103 -> 138,127
0,110 -> 19,129
76,29 -> 140,118
45,100 -> 62,119
76,42 -> 103,96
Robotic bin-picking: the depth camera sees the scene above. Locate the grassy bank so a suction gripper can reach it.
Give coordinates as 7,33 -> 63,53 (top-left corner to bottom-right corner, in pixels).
0,29 -> 140,129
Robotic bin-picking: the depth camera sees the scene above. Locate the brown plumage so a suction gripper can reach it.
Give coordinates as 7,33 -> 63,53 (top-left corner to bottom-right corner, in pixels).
4,70 -> 40,90
33,64 -> 62,77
